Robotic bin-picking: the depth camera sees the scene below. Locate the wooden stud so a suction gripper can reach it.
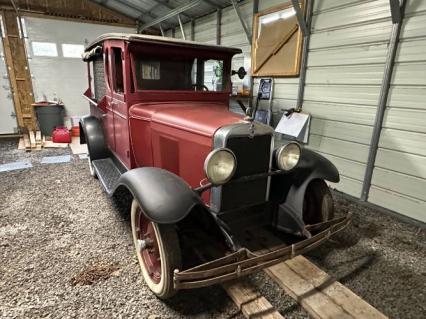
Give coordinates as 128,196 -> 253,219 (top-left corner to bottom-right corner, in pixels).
23,134 -> 31,151
35,130 -> 42,150
28,130 -> 36,149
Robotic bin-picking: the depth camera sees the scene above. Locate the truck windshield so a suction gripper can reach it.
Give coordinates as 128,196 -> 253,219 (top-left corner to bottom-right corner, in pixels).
132,54 -> 227,92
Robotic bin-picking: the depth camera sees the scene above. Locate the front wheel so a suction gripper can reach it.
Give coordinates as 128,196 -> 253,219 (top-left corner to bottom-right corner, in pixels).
303,179 -> 334,224
131,200 -> 182,299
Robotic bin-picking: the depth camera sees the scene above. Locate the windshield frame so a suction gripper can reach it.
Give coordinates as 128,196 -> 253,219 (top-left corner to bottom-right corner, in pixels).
129,44 -> 232,94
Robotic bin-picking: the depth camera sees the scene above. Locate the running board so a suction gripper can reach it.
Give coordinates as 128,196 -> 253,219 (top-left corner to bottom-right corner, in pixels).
92,158 -> 122,195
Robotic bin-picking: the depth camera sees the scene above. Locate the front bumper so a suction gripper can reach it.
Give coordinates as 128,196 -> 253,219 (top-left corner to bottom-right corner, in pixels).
174,213 -> 352,289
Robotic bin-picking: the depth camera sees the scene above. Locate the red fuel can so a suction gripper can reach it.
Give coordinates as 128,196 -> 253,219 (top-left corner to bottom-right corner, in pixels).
52,127 -> 71,143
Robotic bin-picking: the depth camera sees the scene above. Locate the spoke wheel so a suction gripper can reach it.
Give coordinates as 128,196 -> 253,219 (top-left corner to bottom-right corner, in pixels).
303,179 -> 334,224
131,200 -> 182,299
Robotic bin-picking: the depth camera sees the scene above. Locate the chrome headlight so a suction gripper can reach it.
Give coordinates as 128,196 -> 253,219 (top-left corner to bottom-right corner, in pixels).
276,143 -> 301,171
204,148 -> 237,185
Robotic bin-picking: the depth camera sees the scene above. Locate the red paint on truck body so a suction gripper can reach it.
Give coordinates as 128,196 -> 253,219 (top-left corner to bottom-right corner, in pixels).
85,34 -> 243,203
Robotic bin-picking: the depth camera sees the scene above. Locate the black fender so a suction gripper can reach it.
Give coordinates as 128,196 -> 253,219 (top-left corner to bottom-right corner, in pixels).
79,115 -> 109,160
113,167 -> 204,224
271,148 -> 339,234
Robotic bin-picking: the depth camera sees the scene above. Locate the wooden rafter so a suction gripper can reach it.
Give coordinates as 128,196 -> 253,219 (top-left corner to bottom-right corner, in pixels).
0,0 -> 137,27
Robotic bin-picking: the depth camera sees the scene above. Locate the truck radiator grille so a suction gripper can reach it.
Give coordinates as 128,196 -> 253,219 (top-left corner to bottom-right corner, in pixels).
220,134 -> 271,211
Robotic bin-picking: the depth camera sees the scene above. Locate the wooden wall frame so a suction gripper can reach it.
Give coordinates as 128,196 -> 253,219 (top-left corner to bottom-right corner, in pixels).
251,1 -> 305,77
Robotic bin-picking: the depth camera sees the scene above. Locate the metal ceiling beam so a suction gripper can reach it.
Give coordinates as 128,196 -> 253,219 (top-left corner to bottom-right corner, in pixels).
291,0 -> 309,36
389,0 -> 401,23
139,0 -> 202,31
216,9 -> 221,45
150,0 -> 191,20
92,0 -> 145,22
201,0 -> 221,9
253,0 -> 259,15
98,0 -> 177,30
190,19 -> 195,41
177,14 -> 186,40
230,0 -> 251,45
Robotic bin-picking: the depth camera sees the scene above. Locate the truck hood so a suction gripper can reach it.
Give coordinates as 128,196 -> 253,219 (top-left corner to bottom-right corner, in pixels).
129,101 -> 245,137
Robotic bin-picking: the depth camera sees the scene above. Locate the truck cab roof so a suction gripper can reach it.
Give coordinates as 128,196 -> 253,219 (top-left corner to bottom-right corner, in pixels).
84,33 -> 242,55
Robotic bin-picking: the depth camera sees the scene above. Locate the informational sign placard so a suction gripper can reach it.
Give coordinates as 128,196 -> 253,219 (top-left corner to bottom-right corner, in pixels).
275,112 -> 311,143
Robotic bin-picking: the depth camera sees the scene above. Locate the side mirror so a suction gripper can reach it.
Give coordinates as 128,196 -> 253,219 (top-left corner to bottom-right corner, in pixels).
232,67 -> 247,80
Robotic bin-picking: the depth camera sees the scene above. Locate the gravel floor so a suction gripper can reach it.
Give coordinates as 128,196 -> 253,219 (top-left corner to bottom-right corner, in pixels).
0,138 -> 425,319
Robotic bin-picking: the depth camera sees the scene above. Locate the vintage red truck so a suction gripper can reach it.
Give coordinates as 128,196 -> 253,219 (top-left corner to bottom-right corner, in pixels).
80,33 -> 350,299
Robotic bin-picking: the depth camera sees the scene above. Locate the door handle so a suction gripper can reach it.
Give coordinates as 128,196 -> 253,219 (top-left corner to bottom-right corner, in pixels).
101,113 -> 107,118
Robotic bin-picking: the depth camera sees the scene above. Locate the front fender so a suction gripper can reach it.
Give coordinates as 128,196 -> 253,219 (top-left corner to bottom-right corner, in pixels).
113,167 -> 204,224
271,148 -> 339,233
79,115 -> 109,161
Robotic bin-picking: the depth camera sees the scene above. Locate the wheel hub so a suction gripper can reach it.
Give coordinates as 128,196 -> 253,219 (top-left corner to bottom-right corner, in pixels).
135,208 -> 162,284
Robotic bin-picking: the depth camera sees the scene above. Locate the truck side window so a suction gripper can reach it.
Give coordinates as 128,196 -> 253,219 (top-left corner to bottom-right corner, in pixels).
112,47 -> 124,93
93,56 -> 106,100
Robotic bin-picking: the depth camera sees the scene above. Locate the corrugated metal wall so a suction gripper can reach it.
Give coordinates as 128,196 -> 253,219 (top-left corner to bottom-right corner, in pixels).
164,0 -> 425,223
304,0 -> 392,198
368,1 -> 426,222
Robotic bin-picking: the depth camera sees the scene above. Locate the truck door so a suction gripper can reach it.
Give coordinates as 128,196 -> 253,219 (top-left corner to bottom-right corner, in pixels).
110,46 -> 131,168
103,47 -> 115,152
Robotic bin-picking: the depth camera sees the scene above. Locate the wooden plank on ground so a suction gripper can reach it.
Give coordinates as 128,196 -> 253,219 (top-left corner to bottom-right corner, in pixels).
254,227 -> 388,319
197,236 -> 283,319
223,280 -> 284,319
23,134 -> 31,151
17,138 -> 25,150
28,130 -> 36,149
35,131 -> 42,150
43,140 -> 69,148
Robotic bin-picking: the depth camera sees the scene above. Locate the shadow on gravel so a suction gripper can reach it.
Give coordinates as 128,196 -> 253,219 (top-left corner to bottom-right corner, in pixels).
164,287 -> 238,317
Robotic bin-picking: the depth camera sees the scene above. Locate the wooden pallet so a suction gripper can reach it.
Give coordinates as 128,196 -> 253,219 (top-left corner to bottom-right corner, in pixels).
19,130 -> 69,151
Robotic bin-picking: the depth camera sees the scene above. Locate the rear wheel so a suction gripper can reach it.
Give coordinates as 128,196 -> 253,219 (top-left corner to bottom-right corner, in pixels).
130,200 -> 182,299
303,179 -> 334,224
